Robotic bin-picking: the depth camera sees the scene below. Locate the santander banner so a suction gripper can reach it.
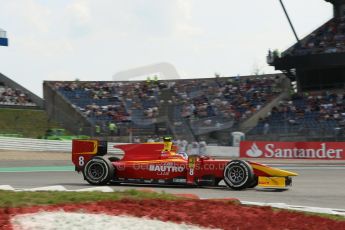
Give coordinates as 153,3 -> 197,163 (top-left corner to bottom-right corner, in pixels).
240,141 -> 345,160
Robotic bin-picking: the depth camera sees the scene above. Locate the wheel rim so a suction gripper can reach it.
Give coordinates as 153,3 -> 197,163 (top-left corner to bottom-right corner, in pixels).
227,166 -> 245,184
88,163 -> 106,180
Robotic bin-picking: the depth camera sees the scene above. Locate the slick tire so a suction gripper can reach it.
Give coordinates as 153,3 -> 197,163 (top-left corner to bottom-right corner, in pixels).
223,160 -> 254,190
104,155 -> 121,185
247,175 -> 259,188
83,156 -> 114,185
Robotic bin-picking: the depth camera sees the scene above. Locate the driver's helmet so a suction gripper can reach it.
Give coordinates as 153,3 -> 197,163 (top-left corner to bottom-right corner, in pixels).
163,137 -> 172,142
163,136 -> 173,152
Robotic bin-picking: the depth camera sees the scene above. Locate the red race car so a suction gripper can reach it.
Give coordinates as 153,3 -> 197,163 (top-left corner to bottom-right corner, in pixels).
72,138 -> 298,190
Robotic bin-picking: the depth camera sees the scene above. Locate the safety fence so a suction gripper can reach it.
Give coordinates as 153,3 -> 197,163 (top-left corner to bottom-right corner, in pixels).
0,137 -> 122,154
0,137 -> 240,157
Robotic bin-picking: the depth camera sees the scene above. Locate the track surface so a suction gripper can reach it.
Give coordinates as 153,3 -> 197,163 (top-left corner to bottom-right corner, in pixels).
0,151 -> 344,210
1,165 -> 344,209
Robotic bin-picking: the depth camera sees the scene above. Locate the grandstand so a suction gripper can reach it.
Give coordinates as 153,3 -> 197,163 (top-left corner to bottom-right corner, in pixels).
251,0 -> 345,142
248,90 -> 345,141
270,0 -> 345,91
43,74 -> 286,144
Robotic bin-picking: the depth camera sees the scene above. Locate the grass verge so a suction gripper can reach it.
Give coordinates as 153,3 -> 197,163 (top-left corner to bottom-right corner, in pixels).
0,108 -> 60,138
0,189 -> 177,208
269,206 -> 345,222
302,210 -> 345,222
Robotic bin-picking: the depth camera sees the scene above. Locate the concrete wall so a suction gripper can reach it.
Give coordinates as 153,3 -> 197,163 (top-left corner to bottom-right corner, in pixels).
43,82 -> 93,135
206,145 -> 239,157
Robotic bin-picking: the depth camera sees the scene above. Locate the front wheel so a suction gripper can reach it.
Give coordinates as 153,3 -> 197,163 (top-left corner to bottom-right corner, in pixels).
83,156 -> 114,185
223,160 -> 254,190
247,175 -> 258,188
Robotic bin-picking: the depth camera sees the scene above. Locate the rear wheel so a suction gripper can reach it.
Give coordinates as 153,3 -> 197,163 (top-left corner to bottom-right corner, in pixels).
83,156 -> 114,185
104,155 -> 120,185
223,160 -> 254,190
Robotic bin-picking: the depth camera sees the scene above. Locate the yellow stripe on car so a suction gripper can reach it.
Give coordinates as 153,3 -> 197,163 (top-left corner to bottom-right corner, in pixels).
258,176 -> 286,188
251,164 -> 298,177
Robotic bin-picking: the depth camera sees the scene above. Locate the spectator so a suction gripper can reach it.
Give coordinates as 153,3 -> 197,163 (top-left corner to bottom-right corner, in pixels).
199,141 -> 207,155
133,136 -> 141,143
180,140 -> 188,153
188,141 -> 200,155
175,139 -> 184,154
108,122 -> 117,136
263,122 -> 270,134
147,136 -> 155,142
95,124 -> 101,136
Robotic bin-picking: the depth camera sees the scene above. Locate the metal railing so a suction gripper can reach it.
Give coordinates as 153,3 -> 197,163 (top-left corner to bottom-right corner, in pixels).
0,136 -> 122,153
247,125 -> 345,142
0,137 -> 240,157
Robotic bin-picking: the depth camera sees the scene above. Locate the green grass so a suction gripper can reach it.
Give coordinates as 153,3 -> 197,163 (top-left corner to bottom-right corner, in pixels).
301,210 -> 345,222
270,207 -> 345,222
0,108 -> 60,138
0,190 -> 177,208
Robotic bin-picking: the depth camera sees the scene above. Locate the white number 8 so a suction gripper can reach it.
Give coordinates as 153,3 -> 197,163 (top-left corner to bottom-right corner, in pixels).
189,168 -> 194,176
79,156 -> 85,166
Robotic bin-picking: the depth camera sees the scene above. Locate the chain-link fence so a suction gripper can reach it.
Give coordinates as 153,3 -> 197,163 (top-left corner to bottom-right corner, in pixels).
246,125 -> 345,142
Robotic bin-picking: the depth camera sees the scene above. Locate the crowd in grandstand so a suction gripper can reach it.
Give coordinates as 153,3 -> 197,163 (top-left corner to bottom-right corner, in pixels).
251,91 -> 345,136
53,81 -> 163,122
0,85 -> 36,106
284,16 -> 345,56
173,76 -> 282,123
52,75 -> 284,137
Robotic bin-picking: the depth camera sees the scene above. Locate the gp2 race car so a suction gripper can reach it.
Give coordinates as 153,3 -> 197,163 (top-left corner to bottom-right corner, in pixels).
72,138 -> 298,190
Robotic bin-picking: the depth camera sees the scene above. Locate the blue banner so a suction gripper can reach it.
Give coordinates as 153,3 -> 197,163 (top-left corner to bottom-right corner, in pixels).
0,37 -> 8,46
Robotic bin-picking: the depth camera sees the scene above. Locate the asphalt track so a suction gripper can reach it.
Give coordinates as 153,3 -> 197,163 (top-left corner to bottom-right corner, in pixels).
1,161 -> 344,210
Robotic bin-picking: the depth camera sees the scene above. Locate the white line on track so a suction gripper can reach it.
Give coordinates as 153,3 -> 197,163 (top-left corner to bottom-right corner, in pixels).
0,185 -> 15,191
240,201 -> 345,216
272,166 -> 345,170
24,185 -> 69,192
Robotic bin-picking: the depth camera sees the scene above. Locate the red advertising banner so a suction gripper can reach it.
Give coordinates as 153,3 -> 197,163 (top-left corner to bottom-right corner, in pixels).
240,141 -> 345,160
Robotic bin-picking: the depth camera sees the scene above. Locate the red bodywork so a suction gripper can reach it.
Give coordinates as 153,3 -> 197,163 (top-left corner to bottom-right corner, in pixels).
72,140 -> 295,186
113,143 -> 228,184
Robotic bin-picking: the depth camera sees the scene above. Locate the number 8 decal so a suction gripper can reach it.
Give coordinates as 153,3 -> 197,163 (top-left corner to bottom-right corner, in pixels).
189,168 -> 194,176
79,156 -> 85,166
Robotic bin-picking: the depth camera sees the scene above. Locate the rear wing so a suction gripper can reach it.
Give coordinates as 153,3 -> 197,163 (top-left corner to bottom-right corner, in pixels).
72,139 -> 107,171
